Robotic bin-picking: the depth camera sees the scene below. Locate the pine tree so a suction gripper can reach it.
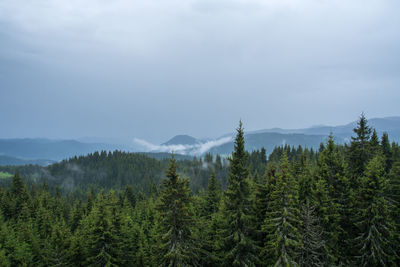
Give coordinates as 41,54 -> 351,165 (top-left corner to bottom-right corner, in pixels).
220,121 -> 259,266
388,160 -> 400,264
155,156 -> 199,266
196,172 -> 222,267
124,185 -> 136,208
369,129 -> 381,158
11,172 -> 30,219
316,134 -> 349,263
299,202 -> 325,267
348,113 -> 372,180
204,171 -> 220,217
262,152 -> 301,266
355,154 -> 397,266
254,162 -> 277,263
83,191 -> 119,266
44,219 -> 71,266
119,206 -> 143,267
297,155 -> 313,205
381,132 -> 393,173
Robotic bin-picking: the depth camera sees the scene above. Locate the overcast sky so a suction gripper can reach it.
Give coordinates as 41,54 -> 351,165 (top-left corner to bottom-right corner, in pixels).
1,0 -> 399,143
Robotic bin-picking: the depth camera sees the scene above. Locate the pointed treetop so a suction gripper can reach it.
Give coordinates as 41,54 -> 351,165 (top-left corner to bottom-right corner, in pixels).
232,120 -> 246,160
165,155 -> 179,184
352,113 -> 371,141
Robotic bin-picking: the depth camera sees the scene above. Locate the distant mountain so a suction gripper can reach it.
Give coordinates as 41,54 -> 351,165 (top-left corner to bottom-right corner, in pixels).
162,135 -> 199,146
2,116 -> 398,163
207,116 -> 400,156
0,155 -> 55,166
251,116 -> 400,142
0,138 -> 131,161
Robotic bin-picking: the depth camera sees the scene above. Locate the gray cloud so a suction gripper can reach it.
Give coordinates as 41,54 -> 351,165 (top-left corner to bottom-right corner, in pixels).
1,0 -> 399,142
133,136 -> 233,155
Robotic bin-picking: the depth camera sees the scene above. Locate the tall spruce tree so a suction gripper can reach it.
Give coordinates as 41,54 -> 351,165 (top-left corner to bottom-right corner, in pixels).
355,154 -> 397,266
155,156 -> 199,266
316,134 -> 349,263
221,121 -> 259,266
255,162 -> 277,263
262,152 -> 301,266
348,113 -> 372,180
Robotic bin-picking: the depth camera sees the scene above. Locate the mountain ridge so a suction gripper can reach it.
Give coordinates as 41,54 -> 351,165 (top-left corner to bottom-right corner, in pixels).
1,116 -> 399,162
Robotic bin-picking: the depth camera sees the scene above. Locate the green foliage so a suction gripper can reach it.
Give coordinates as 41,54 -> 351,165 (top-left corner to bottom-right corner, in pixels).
348,113 -> 372,180
220,121 -> 259,266
204,171 -> 221,217
155,157 -> 199,266
0,117 -> 398,265
299,202 -> 325,267
262,152 -> 301,266
355,154 -> 397,266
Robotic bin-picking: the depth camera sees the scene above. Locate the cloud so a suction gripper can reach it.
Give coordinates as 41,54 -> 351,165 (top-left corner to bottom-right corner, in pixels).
1,0 -> 399,141
133,136 -> 232,155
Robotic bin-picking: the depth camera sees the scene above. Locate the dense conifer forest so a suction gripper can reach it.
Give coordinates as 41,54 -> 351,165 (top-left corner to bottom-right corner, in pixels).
0,115 -> 399,266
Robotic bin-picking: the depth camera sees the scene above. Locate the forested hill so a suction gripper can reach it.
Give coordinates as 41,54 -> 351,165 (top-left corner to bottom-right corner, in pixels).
0,151 -> 230,196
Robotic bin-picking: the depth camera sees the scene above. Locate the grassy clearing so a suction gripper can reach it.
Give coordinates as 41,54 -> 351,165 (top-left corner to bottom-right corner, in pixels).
0,172 -> 12,179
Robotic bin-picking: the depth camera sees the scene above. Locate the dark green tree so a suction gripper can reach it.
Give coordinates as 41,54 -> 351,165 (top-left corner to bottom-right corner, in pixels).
381,132 -> 393,173
348,113 -> 372,180
204,171 -> 221,217
316,134 -> 349,263
83,191 -> 119,266
155,156 -> 199,266
221,121 -> 259,266
369,129 -> 381,158
299,202 -> 325,267
254,162 -> 277,263
355,154 -> 397,266
388,160 -> 400,264
262,152 -> 301,266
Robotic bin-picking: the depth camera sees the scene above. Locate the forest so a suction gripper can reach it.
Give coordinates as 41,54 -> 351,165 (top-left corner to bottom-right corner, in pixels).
0,114 -> 399,266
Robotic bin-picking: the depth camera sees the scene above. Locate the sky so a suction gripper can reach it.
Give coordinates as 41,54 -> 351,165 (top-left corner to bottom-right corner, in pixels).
0,0 -> 399,144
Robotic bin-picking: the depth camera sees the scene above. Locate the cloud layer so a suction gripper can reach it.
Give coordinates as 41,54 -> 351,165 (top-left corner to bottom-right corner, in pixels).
1,0 -> 399,142
133,136 -> 232,155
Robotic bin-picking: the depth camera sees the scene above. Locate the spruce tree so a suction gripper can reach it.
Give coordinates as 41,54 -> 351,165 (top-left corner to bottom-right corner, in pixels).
388,160 -> 400,264
348,113 -> 372,180
381,132 -> 393,173
369,129 -> 381,158
316,134 -> 349,263
83,191 -> 119,266
262,152 -> 301,266
155,156 -> 199,266
354,154 -> 397,266
255,162 -> 277,263
204,171 -> 220,217
221,121 -> 259,266
299,202 -> 325,267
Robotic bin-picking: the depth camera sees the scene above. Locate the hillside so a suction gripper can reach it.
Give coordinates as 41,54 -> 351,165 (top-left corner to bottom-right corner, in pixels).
0,151 -> 229,196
